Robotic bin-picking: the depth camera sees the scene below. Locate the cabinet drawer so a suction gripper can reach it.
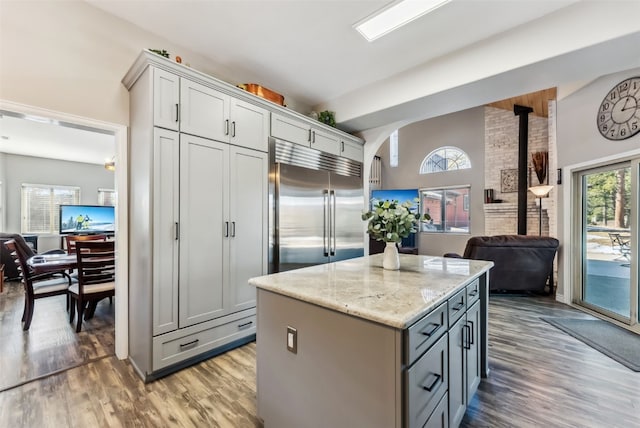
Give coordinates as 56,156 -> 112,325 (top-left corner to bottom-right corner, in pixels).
448,288 -> 466,326
405,301 -> 447,365
423,392 -> 449,428
466,278 -> 480,306
405,334 -> 448,428
153,312 -> 256,371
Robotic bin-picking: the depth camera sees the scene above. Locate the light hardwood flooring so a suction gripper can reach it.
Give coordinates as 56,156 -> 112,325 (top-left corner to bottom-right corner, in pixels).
1,280 -> 639,427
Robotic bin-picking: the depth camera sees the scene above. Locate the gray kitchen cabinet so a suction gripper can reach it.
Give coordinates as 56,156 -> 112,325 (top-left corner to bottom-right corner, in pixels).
340,139 -> 364,162
271,113 -> 311,147
153,67 -> 268,151
270,112 -> 364,161
125,59 -> 266,381
448,279 -> 482,428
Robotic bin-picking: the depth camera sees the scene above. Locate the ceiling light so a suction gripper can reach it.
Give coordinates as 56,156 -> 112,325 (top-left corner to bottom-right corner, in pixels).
104,157 -> 116,171
354,0 -> 451,42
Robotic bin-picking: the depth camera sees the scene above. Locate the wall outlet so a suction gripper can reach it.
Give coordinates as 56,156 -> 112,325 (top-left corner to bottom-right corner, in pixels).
287,326 -> 297,354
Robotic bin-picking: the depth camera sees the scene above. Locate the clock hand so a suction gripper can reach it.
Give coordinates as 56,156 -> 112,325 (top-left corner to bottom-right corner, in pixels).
621,98 -> 636,111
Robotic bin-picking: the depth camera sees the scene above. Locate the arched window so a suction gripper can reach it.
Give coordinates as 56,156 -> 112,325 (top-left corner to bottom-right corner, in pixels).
419,146 -> 471,174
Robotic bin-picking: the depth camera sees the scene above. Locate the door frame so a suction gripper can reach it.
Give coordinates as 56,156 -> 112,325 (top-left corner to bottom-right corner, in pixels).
0,99 -> 129,358
561,147 -> 640,332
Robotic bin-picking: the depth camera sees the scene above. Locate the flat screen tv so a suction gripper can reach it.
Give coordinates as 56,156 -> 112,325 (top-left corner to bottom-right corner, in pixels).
59,205 -> 115,235
370,189 -> 419,211
370,189 -> 420,247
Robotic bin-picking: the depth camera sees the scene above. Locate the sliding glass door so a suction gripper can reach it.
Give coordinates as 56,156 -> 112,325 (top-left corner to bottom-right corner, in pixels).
577,160 -> 638,326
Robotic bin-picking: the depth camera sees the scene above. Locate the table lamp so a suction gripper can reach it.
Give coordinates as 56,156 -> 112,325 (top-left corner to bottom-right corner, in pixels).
528,185 -> 553,235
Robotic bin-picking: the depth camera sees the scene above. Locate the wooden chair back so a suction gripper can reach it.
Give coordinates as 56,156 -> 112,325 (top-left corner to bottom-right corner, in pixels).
75,240 -> 115,292
4,239 -> 71,330
66,234 -> 107,255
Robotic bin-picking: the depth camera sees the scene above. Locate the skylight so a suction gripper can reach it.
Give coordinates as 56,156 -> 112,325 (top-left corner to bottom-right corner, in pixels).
354,0 -> 452,42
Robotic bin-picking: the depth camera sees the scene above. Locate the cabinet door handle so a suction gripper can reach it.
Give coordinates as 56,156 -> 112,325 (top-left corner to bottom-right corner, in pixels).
231,121 -> 236,137
238,321 -> 253,329
231,221 -> 236,237
421,373 -> 441,392
308,129 -> 312,142
175,104 -> 179,122
341,141 -> 345,152
467,320 -> 474,345
420,323 -> 441,338
179,339 -> 199,350
224,221 -> 229,237
463,324 -> 471,350
174,222 -> 179,240
312,130 -> 316,143
225,119 -> 230,135
452,301 -> 465,312
323,190 -> 329,257
468,289 -> 478,297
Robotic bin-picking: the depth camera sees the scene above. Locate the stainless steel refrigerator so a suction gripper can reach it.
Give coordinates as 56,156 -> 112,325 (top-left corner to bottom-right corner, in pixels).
269,138 -> 364,273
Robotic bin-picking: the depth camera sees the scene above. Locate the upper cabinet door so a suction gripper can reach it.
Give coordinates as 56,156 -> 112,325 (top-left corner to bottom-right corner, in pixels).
271,113 -> 311,147
230,99 -> 269,152
311,128 -> 340,155
153,68 -> 180,131
340,139 -> 364,162
180,79 -> 229,141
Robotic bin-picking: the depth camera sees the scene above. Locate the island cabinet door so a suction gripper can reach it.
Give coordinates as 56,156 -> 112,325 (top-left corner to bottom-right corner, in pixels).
405,334 -> 449,428
466,301 -> 481,399
448,314 -> 467,428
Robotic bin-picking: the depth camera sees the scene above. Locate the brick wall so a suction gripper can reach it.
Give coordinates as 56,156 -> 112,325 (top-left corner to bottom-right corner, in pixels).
484,106 -> 556,237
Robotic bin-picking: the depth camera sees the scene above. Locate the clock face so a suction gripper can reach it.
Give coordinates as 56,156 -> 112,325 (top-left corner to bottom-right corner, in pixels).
597,76 -> 640,141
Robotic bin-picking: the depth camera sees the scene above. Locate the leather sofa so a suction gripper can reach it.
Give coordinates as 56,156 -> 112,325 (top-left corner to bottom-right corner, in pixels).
446,235 -> 559,293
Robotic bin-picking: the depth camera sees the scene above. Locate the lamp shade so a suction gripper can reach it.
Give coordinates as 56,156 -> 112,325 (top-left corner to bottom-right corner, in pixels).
528,185 -> 553,198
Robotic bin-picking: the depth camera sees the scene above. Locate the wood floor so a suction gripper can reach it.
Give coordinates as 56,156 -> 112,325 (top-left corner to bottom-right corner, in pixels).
1,280 -> 639,427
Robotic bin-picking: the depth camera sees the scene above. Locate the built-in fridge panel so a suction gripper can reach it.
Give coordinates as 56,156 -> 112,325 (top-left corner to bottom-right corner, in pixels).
330,172 -> 365,263
277,163 -> 330,272
269,138 -> 364,273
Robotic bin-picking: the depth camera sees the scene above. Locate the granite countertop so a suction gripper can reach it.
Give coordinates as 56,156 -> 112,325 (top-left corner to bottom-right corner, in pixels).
249,254 -> 493,329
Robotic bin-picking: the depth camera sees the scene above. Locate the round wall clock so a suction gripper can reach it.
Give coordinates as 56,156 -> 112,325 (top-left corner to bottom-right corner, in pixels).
597,76 -> 640,141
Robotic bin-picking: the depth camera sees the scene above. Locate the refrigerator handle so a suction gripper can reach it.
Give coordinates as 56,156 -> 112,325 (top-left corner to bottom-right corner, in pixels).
323,190 -> 329,257
330,190 -> 336,256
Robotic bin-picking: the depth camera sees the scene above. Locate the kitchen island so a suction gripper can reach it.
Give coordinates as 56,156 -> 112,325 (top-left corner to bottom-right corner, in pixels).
250,254 -> 493,428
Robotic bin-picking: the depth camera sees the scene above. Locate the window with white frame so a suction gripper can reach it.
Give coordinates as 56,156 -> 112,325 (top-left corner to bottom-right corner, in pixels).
420,186 -> 470,233
390,129 -> 399,167
419,146 -> 471,174
21,184 -> 80,233
98,188 -> 116,206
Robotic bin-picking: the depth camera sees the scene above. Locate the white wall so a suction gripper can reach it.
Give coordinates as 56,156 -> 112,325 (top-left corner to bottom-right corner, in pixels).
0,152 -> 5,231
3,153 -> 114,248
375,107 -> 485,257
0,1 -> 308,127
556,67 -> 640,298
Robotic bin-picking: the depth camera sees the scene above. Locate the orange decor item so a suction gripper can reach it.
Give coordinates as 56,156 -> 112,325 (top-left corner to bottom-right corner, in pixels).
238,83 -> 285,106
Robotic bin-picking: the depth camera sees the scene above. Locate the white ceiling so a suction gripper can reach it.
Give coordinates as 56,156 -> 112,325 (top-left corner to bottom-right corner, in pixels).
0,112 -> 115,165
2,0 -> 639,162
87,0 -> 579,109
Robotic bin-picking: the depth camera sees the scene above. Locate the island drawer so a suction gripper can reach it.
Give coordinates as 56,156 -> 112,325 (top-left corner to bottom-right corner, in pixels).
405,334 -> 449,428
466,278 -> 480,306
152,312 -> 256,370
405,301 -> 447,365
448,288 -> 466,326
423,391 -> 449,428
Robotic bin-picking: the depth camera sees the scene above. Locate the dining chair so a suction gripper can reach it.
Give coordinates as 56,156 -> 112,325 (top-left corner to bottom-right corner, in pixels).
69,240 -> 115,332
65,234 -> 108,255
3,239 -> 72,330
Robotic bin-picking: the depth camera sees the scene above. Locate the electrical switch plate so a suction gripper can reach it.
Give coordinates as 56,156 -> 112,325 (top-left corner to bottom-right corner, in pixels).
287,326 -> 297,354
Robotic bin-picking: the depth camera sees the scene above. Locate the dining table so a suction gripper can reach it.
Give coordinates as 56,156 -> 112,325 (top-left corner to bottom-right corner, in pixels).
27,253 -> 77,275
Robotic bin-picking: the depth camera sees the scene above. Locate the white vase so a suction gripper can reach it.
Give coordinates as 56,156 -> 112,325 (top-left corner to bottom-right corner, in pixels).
382,242 -> 400,270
